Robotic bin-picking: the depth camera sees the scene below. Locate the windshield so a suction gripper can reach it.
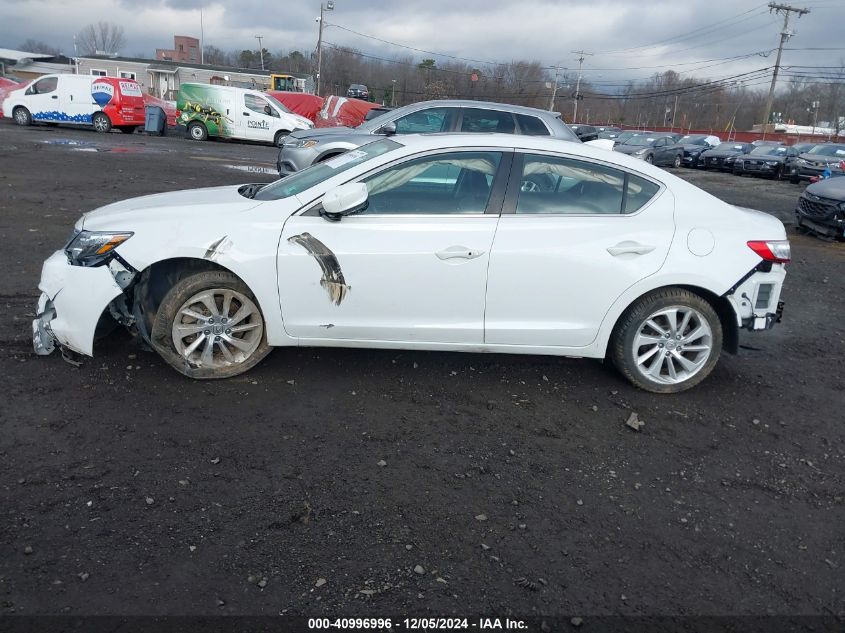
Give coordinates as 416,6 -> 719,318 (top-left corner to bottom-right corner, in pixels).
622,136 -> 658,147
253,139 -> 401,201
714,143 -> 746,151
808,144 -> 845,157
265,94 -> 292,114
750,145 -> 787,156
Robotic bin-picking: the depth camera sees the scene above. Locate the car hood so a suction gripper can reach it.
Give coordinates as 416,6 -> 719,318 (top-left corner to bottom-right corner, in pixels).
81,185 -> 264,230
804,176 -> 845,199
614,144 -> 648,155
288,126 -> 364,141
682,144 -> 708,152
746,154 -> 786,163
798,152 -> 844,164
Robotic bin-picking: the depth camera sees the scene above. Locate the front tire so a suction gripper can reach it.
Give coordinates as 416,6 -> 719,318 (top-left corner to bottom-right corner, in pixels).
13,107 -> 32,127
188,121 -> 208,141
150,271 -> 272,379
644,154 -> 654,164
610,288 -> 722,393
672,154 -> 681,168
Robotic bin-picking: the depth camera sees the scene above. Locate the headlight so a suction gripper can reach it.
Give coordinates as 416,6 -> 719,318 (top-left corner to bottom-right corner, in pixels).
65,230 -> 133,267
285,139 -> 318,149
764,161 -> 779,166
797,158 -> 808,165
633,148 -> 648,155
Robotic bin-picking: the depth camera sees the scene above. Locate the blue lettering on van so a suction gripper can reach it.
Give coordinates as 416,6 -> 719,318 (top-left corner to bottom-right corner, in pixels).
33,111 -> 94,123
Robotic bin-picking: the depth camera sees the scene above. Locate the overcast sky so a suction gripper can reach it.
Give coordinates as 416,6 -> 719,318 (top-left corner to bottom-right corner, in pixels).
1,0 -> 842,89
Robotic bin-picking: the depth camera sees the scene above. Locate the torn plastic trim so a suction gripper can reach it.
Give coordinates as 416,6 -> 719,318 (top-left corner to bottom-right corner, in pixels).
32,293 -> 56,356
287,232 -> 350,305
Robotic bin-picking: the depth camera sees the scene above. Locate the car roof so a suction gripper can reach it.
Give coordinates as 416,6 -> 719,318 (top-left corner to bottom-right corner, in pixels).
393,99 -> 561,118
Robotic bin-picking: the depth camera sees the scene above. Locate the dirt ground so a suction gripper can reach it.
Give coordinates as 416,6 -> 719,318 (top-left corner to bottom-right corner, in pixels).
0,123 -> 843,620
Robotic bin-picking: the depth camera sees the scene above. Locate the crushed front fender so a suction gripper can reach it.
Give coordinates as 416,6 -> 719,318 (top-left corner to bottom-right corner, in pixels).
33,251 -> 125,356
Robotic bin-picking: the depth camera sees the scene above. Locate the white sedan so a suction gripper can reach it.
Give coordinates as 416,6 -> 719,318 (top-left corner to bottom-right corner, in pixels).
32,134 -> 789,393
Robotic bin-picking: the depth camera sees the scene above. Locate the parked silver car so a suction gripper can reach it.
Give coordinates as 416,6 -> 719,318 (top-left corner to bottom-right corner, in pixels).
276,99 -> 580,175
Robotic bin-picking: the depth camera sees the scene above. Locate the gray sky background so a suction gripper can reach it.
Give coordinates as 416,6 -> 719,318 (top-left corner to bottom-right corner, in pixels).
1,0 -> 842,89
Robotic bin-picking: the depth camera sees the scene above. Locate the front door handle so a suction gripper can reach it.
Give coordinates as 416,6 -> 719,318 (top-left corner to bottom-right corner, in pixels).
435,246 -> 485,261
243,112 -> 250,116
51,95 -> 58,99
607,242 -> 656,256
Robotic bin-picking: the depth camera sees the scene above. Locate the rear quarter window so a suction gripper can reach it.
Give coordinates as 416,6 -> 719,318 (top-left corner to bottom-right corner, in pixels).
516,114 -> 551,136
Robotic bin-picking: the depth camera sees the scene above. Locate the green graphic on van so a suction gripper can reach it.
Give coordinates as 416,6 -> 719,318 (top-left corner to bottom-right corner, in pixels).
177,84 -> 234,137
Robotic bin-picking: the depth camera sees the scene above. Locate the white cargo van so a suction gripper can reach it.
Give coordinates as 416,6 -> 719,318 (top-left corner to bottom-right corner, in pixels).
176,83 -> 313,146
2,74 -> 145,133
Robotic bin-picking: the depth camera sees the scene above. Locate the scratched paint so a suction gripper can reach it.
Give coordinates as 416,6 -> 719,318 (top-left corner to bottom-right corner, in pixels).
204,235 -> 232,260
287,233 -> 350,306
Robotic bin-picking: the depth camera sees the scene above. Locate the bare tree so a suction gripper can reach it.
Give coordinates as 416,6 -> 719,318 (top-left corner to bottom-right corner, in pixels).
76,22 -> 125,55
18,39 -> 61,56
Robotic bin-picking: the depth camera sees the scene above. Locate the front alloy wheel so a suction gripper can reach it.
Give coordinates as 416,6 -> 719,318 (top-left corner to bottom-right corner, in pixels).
151,270 -> 271,379
611,288 -> 722,393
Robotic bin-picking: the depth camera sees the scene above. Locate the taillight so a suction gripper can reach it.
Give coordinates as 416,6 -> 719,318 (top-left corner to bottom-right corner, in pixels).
747,240 -> 791,263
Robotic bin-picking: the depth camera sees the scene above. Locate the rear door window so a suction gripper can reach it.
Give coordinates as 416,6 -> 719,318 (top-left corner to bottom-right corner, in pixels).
460,108 -> 516,134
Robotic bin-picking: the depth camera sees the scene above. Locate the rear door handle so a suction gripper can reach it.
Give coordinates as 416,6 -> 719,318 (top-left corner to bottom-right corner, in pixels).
436,246 -> 485,261
243,112 -> 250,116
607,242 -> 656,256
51,95 -> 58,99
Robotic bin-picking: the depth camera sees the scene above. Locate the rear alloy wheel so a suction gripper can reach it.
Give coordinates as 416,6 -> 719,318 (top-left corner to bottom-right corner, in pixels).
151,271 -> 271,379
611,288 -> 722,393
13,107 -> 32,127
92,112 -> 112,133
188,121 -> 208,141
274,130 -> 290,147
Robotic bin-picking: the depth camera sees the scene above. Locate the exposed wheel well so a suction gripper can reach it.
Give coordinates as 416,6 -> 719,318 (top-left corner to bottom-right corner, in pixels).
316,151 -> 345,163
609,284 -> 739,356
130,258 -> 244,343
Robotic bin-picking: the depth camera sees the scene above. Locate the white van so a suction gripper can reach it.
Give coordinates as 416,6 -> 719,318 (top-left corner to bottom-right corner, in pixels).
2,74 -> 146,133
176,83 -> 313,146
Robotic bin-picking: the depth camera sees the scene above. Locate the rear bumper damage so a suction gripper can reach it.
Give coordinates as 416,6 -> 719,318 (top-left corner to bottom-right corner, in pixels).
32,251 -> 132,357
724,264 -> 787,332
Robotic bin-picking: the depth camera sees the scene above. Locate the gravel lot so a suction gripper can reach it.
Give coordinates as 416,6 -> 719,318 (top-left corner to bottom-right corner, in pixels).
0,123 -> 843,619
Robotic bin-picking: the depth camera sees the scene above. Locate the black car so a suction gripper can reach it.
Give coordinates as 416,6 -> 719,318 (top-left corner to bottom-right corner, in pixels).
699,142 -> 754,171
346,84 -> 370,100
789,143 -> 845,183
569,124 -> 599,142
794,176 -> 845,238
734,144 -> 801,179
677,134 -> 720,167
597,127 -> 622,140
784,143 -> 823,183
613,133 -> 683,167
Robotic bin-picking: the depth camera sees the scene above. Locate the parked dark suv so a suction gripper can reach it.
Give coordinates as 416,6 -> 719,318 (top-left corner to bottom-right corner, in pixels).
795,176 -> 845,238
346,84 -> 369,100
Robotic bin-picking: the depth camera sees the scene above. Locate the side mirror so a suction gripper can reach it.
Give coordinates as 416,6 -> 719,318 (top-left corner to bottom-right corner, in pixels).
321,182 -> 369,221
378,121 -> 397,135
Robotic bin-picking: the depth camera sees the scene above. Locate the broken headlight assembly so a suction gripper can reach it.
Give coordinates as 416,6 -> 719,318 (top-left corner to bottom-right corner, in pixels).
285,138 -> 318,149
65,230 -> 133,267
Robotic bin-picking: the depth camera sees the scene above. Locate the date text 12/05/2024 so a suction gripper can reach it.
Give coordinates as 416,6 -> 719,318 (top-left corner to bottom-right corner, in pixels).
307,618 -> 529,630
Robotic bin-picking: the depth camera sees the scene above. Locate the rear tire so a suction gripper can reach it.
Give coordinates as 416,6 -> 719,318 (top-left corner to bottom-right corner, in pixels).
188,121 -> 208,141
274,130 -> 290,147
610,287 -> 722,394
13,106 -> 32,127
150,270 -> 272,379
92,112 -> 112,133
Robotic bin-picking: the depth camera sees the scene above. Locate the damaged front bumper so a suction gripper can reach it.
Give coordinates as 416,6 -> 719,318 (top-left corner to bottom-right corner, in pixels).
725,265 -> 787,331
32,251 -> 128,357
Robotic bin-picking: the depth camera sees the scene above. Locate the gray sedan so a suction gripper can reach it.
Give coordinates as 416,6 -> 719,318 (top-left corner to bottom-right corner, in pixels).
276,99 -> 580,175
613,134 -> 683,167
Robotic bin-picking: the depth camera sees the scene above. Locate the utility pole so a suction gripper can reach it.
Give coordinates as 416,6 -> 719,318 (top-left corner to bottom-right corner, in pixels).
200,7 -> 204,65
255,35 -> 264,70
549,64 -> 561,111
571,50 -> 592,123
761,2 -> 810,136
315,1 -> 335,96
